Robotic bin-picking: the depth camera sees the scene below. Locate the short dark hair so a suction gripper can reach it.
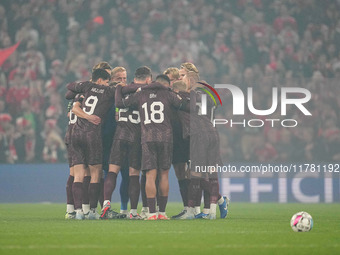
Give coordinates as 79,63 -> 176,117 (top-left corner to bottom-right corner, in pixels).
92,68 -> 110,82
134,66 -> 152,80
155,74 -> 170,86
92,62 -> 112,72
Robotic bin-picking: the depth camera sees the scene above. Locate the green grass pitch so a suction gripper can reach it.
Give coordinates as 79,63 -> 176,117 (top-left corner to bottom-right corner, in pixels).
0,203 -> 339,255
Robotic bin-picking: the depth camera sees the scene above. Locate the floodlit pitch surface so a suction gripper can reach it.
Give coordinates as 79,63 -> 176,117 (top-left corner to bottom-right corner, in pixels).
0,203 -> 339,255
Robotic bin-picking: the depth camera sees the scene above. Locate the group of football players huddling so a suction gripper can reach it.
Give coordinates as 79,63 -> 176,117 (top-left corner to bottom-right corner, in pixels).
64,61 -> 229,220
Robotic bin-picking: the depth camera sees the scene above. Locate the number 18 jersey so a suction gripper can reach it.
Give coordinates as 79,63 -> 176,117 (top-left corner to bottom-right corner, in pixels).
116,83 -> 186,144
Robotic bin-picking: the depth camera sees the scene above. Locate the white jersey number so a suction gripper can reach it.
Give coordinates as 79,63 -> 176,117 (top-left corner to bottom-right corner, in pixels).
142,102 -> 164,124
69,109 -> 77,124
83,95 -> 98,115
118,108 -> 140,124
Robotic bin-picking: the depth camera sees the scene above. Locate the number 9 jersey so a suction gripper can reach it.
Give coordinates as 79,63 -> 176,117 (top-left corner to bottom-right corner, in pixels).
66,81 -> 115,131
66,81 -> 115,166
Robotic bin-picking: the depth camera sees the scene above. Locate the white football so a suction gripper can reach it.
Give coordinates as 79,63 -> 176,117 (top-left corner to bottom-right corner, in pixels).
290,211 -> 313,232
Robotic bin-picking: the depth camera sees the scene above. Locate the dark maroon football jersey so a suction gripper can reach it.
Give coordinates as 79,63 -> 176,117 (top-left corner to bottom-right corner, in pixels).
170,108 -> 182,142
191,89 -> 217,134
189,89 -> 222,169
176,91 -> 191,139
64,95 -> 84,145
66,81 -> 115,131
113,83 -> 143,143
116,82 -> 187,144
194,86 -> 217,123
176,90 -> 216,138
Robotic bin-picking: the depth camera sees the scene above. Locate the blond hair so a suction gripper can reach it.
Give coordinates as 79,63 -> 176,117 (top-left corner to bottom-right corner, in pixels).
186,71 -> 200,83
111,66 -> 126,77
163,67 -> 180,79
180,62 -> 199,74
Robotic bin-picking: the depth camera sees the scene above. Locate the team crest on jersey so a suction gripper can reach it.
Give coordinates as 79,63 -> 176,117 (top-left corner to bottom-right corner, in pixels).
150,93 -> 157,98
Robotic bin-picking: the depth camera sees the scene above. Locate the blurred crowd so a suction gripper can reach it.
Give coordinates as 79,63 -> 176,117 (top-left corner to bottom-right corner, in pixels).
0,0 -> 339,163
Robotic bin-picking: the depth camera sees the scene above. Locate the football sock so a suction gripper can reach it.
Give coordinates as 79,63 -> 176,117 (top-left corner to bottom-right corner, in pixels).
187,207 -> 195,216
194,183 -> 202,207
141,174 -> 148,207
82,176 -> 91,205
209,178 -> 219,204
155,176 -> 160,208
203,191 -> 210,209
72,182 -> 83,210
66,175 -> 74,205
82,204 -> 90,214
130,209 -> 137,215
147,197 -> 156,214
120,203 -> 128,211
89,183 -> 101,209
216,180 -> 222,202
178,179 -> 190,207
120,166 -> 129,210
120,210 -> 128,215
217,179 -> 222,202
201,179 -> 211,208
158,196 -> 168,212
203,208 -> 210,214
188,179 -> 200,208
66,204 -> 74,213
99,178 -> 104,209
210,203 -> 217,215
104,172 -> 117,201
194,206 -> 201,215
129,175 -> 140,210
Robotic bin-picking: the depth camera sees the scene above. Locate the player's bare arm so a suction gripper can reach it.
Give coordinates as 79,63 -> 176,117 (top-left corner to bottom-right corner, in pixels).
72,101 -> 101,125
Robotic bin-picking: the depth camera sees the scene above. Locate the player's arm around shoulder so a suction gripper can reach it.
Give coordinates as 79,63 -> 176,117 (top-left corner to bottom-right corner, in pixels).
72,101 -> 101,125
115,84 -> 139,109
65,89 -> 77,100
121,83 -> 141,94
170,90 -> 189,112
66,81 -> 93,94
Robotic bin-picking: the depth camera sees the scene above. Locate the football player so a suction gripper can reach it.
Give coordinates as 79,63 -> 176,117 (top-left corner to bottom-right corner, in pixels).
115,69 -> 188,220
66,69 -> 114,220
100,66 -> 130,216
101,67 -> 147,220
183,71 -> 229,219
